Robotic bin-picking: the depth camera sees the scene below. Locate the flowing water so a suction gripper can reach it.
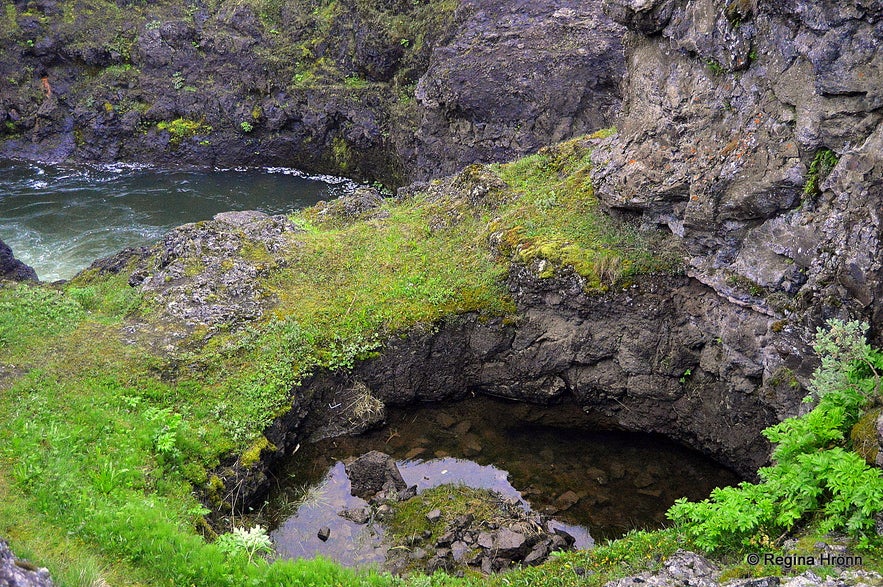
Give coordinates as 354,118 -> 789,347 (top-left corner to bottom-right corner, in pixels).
0,159 -> 352,281
268,397 -> 740,568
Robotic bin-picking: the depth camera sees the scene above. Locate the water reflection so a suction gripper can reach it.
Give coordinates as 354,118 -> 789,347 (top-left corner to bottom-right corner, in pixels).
269,397 -> 739,567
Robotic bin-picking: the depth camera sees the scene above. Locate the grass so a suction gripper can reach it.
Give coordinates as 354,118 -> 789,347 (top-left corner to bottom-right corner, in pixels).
388,485 -> 505,548
0,136 -> 681,584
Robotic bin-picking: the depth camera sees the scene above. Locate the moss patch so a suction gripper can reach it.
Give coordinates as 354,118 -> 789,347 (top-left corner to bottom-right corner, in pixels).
241,435 -> 275,467
850,407 -> 882,465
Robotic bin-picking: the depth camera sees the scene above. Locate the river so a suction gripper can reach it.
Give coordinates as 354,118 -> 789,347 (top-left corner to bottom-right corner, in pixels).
0,159 -> 352,281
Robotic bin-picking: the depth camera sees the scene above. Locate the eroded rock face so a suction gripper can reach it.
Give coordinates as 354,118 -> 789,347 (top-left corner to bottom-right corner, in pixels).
0,239 -> 38,282
0,0 -> 624,186
305,269 -> 813,478
592,0 -> 883,339
410,0 -> 626,180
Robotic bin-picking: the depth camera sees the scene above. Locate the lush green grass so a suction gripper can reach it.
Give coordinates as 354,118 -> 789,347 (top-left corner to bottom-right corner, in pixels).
0,137 -> 677,585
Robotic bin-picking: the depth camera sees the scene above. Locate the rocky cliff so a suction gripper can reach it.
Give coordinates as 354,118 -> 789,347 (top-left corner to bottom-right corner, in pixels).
5,0 -> 883,490
594,0 -> 882,344
0,0 -> 624,186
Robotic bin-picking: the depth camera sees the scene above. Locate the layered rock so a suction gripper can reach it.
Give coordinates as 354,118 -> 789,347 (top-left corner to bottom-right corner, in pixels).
327,269 -> 812,478
0,539 -> 55,587
410,0 -> 625,179
592,0 -> 883,341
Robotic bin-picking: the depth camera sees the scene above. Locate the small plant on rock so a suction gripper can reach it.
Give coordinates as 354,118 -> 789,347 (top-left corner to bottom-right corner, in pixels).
803,148 -> 839,197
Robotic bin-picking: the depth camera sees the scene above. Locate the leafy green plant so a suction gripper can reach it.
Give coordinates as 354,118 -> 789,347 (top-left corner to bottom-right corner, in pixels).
803,148 -> 839,197
240,121 -> 254,133
679,368 -> 692,384
705,59 -> 725,75
215,525 -> 273,565
145,407 -> 183,459
344,75 -> 368,89
668,319 -> 883,552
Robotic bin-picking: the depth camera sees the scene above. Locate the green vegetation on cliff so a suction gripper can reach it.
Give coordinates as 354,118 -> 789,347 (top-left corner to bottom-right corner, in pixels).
670,320 -> 883,552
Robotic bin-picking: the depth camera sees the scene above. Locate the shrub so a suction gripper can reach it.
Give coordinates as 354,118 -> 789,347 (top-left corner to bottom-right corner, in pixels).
668,319 -> 883,551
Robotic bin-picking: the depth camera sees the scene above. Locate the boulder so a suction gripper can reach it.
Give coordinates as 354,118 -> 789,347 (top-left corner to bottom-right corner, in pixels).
344,450 -> 407,500
0,239 -> 37,282
0,539 -> 56,587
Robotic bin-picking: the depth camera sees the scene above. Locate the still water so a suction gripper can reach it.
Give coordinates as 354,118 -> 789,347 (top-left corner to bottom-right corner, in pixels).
268,397 -> 740,568
0,160 -> 352,281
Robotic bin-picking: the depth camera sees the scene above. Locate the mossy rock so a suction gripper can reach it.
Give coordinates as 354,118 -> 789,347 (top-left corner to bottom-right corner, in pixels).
240,434 -> 276,467
850,407 -> 882,466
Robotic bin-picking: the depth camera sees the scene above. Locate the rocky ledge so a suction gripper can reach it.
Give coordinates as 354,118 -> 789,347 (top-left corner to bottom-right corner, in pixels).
0,239 -> 37,282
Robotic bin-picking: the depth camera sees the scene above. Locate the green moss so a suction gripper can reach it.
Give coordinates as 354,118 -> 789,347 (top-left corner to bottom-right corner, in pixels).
490,137 -> 682,290
388,485 -> 502,552
804,148 -> 839,198
850,407 -> 881,465
240,435 -> 275,467
725,272 -> 767,297
157,118 -> 213,147
331,136 -> 352,172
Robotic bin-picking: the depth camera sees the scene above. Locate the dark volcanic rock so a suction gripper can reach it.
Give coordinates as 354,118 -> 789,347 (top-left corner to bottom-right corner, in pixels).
411,0 -> 626,180
0,239 -> 38,282
330,269 -> 811,478
593,0 -> 883,341
0,539 -> 56,587
0,0 -> 625,186
345,451 -> 407,501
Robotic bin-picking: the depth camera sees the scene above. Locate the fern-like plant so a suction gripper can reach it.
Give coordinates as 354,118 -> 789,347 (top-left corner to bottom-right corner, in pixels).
668,319 -> 883,552
215,525 -> 274,565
